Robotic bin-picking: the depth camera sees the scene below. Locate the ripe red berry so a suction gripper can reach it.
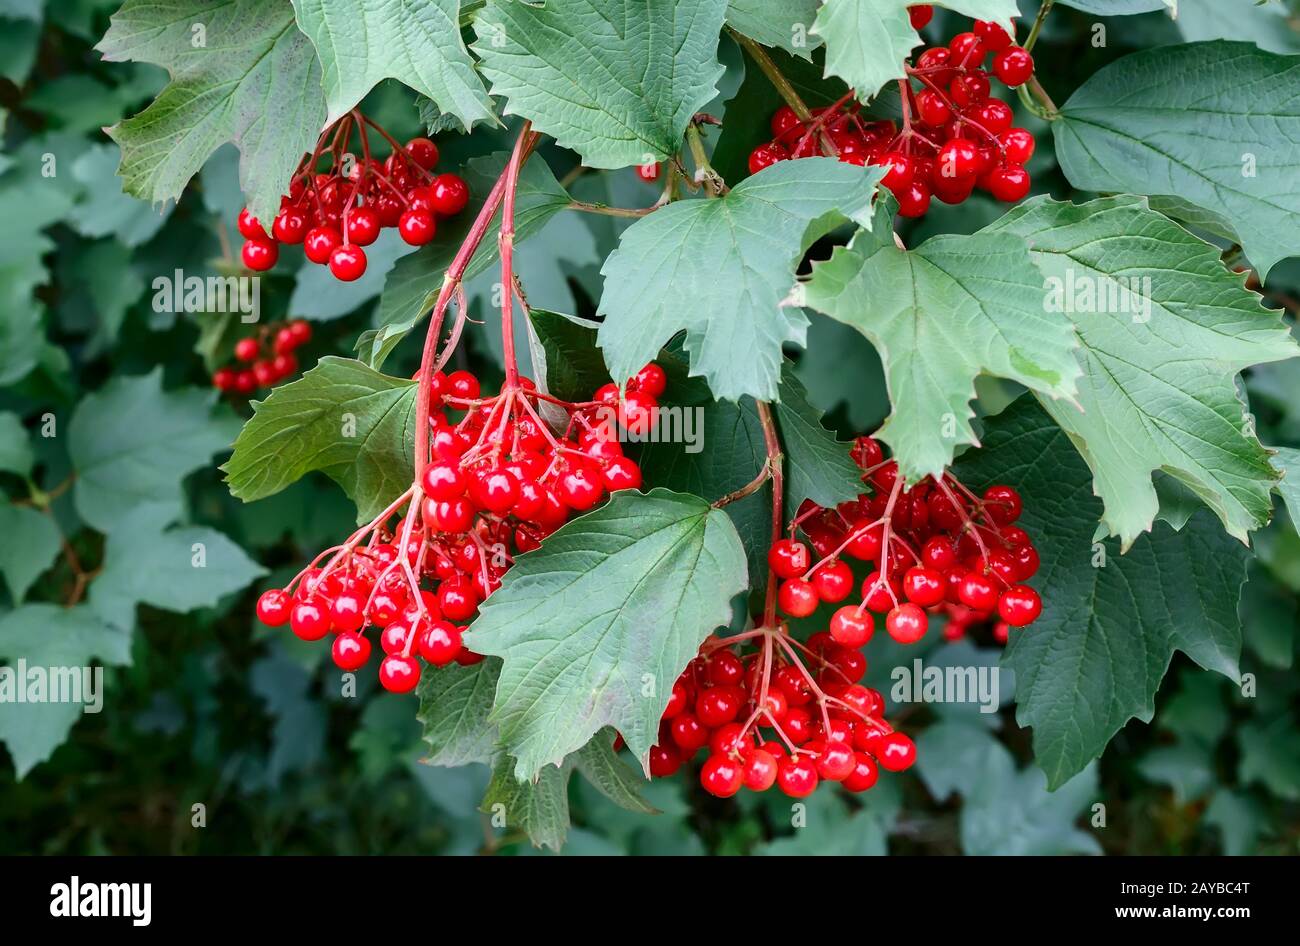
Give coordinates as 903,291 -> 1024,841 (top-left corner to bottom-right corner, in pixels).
332,632 -> 372,671
997,584 -> 1042,627
670,712 -> 710,753
915,89 -> 953,127
992,46 -> 1034,86
237,207 -> 263,239
768,539 -> 810,579
958,572 -> 999,612
635,162 -> 660,183
908,4 -> 933,30
290,599 -> 331,641
902,566 -> 945,607
985,163 -> 1031,201
430,173 -> 470,215
770,105 -> 801,138
328,244 -> 367,281
975,19 -> 1014,53
700,753 -> 745,798
949,31 -> 986,66
830,605 -> 873,648
304,225 -> 342,264
1001,127 -> 1036,164
649,743 -> 682,777
885,603 -> 928,644
813,739 -> 856,781
744,749 -> 779,791
697,685 -> 744,728
272,206 -> 308,244
418,621 -> 463,665
398,208 -> 436,245
633,362 -> 667,398
896,179 -> 932,218
874,731 -> 917,772
748,142 -> 787,175
256,588 -> 291,626
778,579 -> 819,618
842,752 -> 880,792
379,654 -> 421,693
937,137 -> 981,180
776,755 -> 819,798
241,237 -> 278,271
811,559 -> 854,603
405,136 -> 439,168
345,206 -> 381,246
949,70 -> 991,108
234,336 -> 261,362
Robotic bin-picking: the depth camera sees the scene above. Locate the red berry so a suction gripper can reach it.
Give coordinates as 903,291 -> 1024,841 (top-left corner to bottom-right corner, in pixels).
700,753 -> 745,798
670,712 -> 710,753
811,559 -> 854,603
949,32 -> 986,67
290,599 -> 331,640
949,70 -> 991,108
304,226 -> 342,264
1001,127 -> 1036,164
332,632 -> 372,671
237,207 -> 263,239
664,680 -> 689,718
985,163 -> 1031,201
649,743 -> 681,777
874,731 -> 917,772
241,237 -> 278,271
398,208 -> 436,245
234,336 -> 261,362
697,685 -> 744,728
768,539 -> 810,579
992,46 -> 1034,86
256,588 -> 291,626
902,566 -> 945,607
842,752 -> 880,792
744,749 -> 778,791
345,206 -> 381,246
328,244 -> 367,281
379,654 -> 421,693
829,605 -> 873,648
813,739 -> 856,781
997,584 -> 1042,627
405,136 -> 439,168
418,621 -> 463,665
422,462 -> 466,500
974,19 -> 1014,53
272,206 -> 308,244
633,362 -> 667,398
748,142 -> 787,175
430,173 -> 470,215
937,137 -> 981,180
776,755 -> 819,798
958,572 -> 999,611
885,603 -> 928,644
915,89 -> 953,127
635,162 -> 660,182
708,651 -> 745,687
770,105 -> 801,138
908,4 -> 933,30
896,179 -> 932,217
778,579 -> 819,618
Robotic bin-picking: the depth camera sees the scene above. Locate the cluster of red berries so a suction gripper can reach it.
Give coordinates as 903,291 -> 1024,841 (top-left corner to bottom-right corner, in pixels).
253,364 -> 665,692
773,435 -> 1043,647
238,118 -> 470,282
748,12 -> 1037,217
211,319 -> 312,395
650,636 -> 914,799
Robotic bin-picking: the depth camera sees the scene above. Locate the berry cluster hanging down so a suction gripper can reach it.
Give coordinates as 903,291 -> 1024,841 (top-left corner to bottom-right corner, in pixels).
776,435 -> 1042,646
253,363 -> 666,693
748,11 -> 1037,218
211,319 -> 312,396
238,112 -> 470,282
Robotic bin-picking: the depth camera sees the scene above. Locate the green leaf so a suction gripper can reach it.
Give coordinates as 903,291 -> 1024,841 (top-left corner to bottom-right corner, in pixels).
525,310 -> 611,404
0,505 -> 61,604
467,488 -> 748,779
1272,446 -> 1300,538
1237,720 -> 1300,800
599,157 -> 885,401
70,144 -> 172,247
291,0 -> 493,130
916,717 -> 1002,803
802,204 -> 1082,483
251,652 -> 327,785
223,357 -> 416,524
417,658 -> 501,767
98,0 -> 327,226
1138,743 -> 1216,803
795,311 -> 891,434
1053,41 -> 1300,280
0,411 -> 33,477
1055,0 -> 1172,13
290,228 -> 417,322
960,744 -> 1102,856
88,503 -> 266,631
774,370 -> 865,509
812,0 -> 1018,98
481,730 -> 653,851
472,0 -> 727,168
69,369 -> 238,533
1205,789 -> 1268,855
1176,0 -> 1300,54
726,0 -> 821,58
954,397 -> 1251,788
756,785 -> 898,855
986,195 -> 1300,547
1159,670 -> 1230,747
363,152 -> 570,370
1240,561 -> 1296,669
0,604 -> 130,778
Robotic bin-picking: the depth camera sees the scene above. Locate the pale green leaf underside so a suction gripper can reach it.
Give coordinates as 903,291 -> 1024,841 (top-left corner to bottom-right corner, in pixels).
223,356 -> 416,524
0,505 -> 61,603
466,489 -> 747,780
598,158 -> 885,402
473,0 -> 727,168
291,0 -> 494,130
725,0 -> 822,59
955,399 -> 1248,789
0,605 -> 131,778
986,195 -> 1299,547
417,659 -> 501,767
98,0 -> 326,225
801,211 -> 1081,483
812,0 -> 1018,99
1272,446 -> 1300,537
1054,41 -> 1300,280
68,369 -> 235,534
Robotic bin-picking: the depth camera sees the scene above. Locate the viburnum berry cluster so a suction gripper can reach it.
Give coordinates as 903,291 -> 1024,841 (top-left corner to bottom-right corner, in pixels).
237,111 -> 470,282
253,361 -> 664,693
650,630 -> 914,799
748,9 -> 1037,217
776,435 -> 1042,647
211,319 -> 312,395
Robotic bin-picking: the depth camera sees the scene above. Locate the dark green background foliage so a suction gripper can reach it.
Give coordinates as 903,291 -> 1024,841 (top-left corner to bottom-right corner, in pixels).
0,0 -> 1298,855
